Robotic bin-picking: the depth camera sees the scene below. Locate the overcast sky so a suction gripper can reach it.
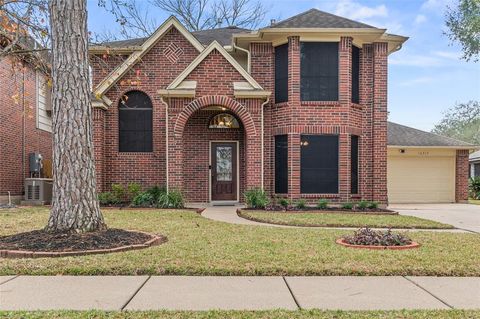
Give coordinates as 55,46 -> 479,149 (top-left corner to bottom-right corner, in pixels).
87,0 -> 480,131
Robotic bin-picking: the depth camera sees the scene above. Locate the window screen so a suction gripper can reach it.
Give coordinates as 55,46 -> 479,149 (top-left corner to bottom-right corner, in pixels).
475,163 -> 480,177
275,44 -> 288,103
351,135 -> 359,194
275,135 -> 288,193
351,45 -> 360,104
119,91 -> 153,152
300,135 -> 339,193
300,42 -> 339,101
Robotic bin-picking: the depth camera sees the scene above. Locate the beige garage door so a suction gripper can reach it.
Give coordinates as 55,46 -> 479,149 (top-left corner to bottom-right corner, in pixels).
388,155 -> 455,203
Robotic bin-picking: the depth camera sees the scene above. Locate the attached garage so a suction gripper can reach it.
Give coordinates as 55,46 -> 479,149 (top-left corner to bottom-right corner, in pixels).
387,122 -> 475,204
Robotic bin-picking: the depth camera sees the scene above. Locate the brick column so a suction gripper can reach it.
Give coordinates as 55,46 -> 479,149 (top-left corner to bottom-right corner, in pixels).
339,37 -> 353,201
456,149 -> 470,202
92,106 -> 106,192
372,42 -> 388,204
360,44 -> 374,201
287,36 -> 301,199
288,133 -> 301,199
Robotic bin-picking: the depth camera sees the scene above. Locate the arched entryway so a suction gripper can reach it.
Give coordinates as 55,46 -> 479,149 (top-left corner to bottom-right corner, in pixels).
169,95 -> 261,203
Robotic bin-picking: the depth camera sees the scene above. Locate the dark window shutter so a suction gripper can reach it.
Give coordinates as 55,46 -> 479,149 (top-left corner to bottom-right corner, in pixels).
351,45 -> 360,104
300,135 -> 339,193
275,135 -> 288,193
275,44 -> 288,103
351,135 -> 359,194
300,42 -> 339,101
119,91 -> 153,152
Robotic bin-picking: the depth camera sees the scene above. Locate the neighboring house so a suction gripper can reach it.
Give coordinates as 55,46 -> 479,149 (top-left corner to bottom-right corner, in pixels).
470,150 -> 480,178
89,9 -> 472,205
387,122 -> 475,203
0,53 -> 53,204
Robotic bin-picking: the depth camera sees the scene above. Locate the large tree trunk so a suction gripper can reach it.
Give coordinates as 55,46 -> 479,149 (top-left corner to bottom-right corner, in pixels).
46,0 -> 106,232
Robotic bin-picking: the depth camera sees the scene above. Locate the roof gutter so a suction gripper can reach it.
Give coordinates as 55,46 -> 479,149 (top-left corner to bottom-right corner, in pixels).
388,145 -> 479,150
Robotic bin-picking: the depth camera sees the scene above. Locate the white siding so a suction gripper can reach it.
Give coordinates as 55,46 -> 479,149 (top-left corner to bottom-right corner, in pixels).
36,71 -> 52,132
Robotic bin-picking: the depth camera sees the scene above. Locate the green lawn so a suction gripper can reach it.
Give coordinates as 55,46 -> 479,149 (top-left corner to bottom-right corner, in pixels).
469,199 -> 480,205
239,210 -> 453,229
1,310 -> 479,319
0,207 -> 479,276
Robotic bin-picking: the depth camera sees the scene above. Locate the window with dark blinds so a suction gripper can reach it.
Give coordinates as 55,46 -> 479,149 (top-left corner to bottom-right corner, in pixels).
119,91 -> 153,152
300,135 -> 339,193
351,135 -> 359,194
275,135 -> 288,194
300,42 -> 339,101
351,45 -> 360,104
275,44 -> 288,103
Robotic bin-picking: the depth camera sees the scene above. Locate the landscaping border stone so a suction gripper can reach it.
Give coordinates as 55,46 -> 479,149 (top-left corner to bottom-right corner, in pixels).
336,238 -> 421,250
0,231 -> 167,259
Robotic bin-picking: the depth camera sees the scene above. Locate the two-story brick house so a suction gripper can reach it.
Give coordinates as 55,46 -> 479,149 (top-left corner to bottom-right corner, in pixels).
89,9 -> 414,205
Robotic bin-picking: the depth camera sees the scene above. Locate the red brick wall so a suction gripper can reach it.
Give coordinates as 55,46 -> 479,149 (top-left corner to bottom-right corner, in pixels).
456,150 -> 470,202
0,56 -> 52,202
183,110 -> 245,202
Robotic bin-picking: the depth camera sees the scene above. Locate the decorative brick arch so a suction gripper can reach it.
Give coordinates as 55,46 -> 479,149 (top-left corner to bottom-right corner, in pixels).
174,95 -> 257,137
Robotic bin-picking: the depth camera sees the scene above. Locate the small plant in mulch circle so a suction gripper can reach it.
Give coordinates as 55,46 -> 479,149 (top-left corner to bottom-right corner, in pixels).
343,227 -> 413,246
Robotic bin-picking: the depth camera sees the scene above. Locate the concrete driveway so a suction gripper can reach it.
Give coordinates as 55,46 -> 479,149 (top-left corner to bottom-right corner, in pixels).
389,203 -> 480,233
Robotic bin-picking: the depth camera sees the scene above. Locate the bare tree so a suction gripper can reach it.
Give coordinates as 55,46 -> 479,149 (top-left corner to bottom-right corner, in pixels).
151,0 -> 266,31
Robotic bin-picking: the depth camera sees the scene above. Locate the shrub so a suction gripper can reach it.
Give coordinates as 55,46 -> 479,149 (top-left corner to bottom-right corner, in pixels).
111,184 -> 126,203
157,189 -> 185,209
127,183 -> 142,202
469,177 -> 480,199
295,199 -> 307,209
317,199 -> 329,209
279,198 -> 290,209
357,200 -> 369,210
146,186 -> 166,202
244,188 -> 269,209
342,202 -> 354,210
98,192 -> 116,206
343,227 -> 413,246
132,191 -> 155,207
368,201 -> 379,209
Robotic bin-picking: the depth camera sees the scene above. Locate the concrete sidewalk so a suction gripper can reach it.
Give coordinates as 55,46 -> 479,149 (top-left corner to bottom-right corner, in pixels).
1,276 -> 479,311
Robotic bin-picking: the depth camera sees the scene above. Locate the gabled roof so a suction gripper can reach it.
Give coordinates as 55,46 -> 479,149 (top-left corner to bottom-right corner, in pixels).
93,16 -> 204,96
387,122 -> 475,149
167,41 -> 263,90
269,8 -> 375,29
91,26 -> 251,49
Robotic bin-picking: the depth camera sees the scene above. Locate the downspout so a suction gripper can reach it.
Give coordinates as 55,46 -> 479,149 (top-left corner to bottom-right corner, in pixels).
160,95 -> 169,192
233,43 -> 251,73
260,97 -> 270,190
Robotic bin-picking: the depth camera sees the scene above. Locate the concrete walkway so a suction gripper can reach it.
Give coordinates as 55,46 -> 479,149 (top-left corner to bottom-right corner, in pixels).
199,205 -> 469,233
1,276 -> 479,311
391,203 -> 480,234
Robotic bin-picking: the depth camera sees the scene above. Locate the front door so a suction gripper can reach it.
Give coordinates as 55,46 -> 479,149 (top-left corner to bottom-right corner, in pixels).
211,142 -> 237,201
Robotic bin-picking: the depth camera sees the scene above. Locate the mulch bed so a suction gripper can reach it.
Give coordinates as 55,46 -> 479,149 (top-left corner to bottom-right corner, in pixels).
336,238 -> 421,250
0,229 -> 167,259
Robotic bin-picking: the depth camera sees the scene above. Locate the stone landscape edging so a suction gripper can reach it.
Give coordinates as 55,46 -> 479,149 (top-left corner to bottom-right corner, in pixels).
336,238 -> 421,250
0,231 -> 167,259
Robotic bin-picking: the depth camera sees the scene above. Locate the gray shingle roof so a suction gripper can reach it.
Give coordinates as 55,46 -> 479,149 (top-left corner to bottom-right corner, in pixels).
269,8 -> 376,29
388,122 -> 474,147
95,26 -> 250,48
470,150 -> 480,161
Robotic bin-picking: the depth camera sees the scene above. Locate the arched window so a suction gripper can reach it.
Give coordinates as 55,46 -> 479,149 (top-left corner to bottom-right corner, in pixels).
209,113 -> 240,129
119,90 -> 153,152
